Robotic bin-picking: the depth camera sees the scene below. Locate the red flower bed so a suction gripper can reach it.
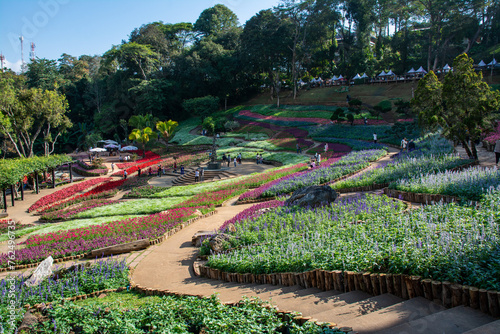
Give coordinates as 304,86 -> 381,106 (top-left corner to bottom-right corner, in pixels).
116,151 -> 161,169
28,178 -> 110,213
175,188 -> 246,208
83,179 -> 126,196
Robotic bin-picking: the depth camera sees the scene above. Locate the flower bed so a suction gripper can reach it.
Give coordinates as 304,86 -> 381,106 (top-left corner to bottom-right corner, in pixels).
206,191 -> 500,291
116,150 -> 161,169
37,190 -> 118,214
219,200 -> 285,232
238,109 -> 331,125
390,166 -> 500,201
28,178 -> 110,212
0,208 -> 199,267
174,188 -> 245,208
315,138 -> 387,151
484,123 -> 500,145
71,165 -> 108,176
332,155 -> 474,190
40,198 -> 121,221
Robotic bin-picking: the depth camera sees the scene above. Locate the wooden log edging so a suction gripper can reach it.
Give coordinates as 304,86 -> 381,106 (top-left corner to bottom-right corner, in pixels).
383,188 -> 465,205
0,211 -> 218,272
198,266 -> 500,317
335,183 -> 389,194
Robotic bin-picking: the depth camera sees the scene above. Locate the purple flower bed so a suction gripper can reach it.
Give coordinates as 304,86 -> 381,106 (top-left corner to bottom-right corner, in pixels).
219,200 -> 285,232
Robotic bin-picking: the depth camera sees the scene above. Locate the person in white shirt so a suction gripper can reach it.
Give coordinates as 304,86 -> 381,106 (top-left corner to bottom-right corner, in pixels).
194,170 -> 199,182
373,133 -> 378,144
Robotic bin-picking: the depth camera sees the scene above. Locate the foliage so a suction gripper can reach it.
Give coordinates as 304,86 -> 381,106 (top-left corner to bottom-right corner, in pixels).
182,95 -> 220,118
318,138 -> 388,151
0,154 -> 72,189
128,127 -> 153,157
413,54 -> 500,159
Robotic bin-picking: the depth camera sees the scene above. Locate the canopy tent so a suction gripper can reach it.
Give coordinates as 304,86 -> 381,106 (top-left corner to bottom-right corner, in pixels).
337,75 -> 344,80
378,70 -> 387,77
488,58 -> 497,67
361,73 -> 369,78
331,75 -> 338,81
416,66 -> 427,74
386,70 -> 396,76
352,73 -> 362,80
443,64 -> 452,71
89,148 -> 107,153
407,68 -> 416,74
104,144 -> 119,149
98,140 -> 119,145
120,146 -> 139,151
478,60 -> 487,67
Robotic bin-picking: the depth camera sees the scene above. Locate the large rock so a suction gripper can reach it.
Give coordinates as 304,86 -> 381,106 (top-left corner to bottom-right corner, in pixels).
208,234 -> 233,253
25,256 -> 53,287
284,185 -> 338,208
192,230 -> 216,247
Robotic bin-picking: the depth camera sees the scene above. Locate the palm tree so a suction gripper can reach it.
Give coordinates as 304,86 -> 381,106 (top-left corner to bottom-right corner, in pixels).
156,120 -> 178,151
128,127 -> 153,158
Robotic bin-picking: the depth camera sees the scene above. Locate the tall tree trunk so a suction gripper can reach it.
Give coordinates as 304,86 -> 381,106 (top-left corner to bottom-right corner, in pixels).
461,140 -> 474,159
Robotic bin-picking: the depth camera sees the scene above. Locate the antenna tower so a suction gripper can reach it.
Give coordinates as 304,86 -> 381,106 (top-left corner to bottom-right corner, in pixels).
0,53 -> 4,72
30,42 -> 36,61
19,36 -> 25,72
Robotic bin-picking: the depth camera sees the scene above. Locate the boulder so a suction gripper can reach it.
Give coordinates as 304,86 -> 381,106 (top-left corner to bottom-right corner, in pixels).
192,231 -> 216,247
284,185 -> 338,208
17,311 -> 38,331
25,256 -> 54,287
208,234 -> 233,253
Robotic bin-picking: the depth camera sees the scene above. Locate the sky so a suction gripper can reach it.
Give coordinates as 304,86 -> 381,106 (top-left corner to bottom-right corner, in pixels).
0,0 -> 282,72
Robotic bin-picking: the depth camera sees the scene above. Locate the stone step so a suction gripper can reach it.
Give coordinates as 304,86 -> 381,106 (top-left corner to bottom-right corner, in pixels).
377,305 -> 496,334
461,319 -> 500,334
260,288 -> 343,315
311,293 -> 404,324
340,297 -> 445,334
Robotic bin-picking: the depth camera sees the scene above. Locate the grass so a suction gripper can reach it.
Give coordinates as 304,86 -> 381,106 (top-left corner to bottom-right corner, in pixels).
225,132 -> 269,140
237,140 -> 283,151
75,291 -> 162,309
75,197 -> 191,218
170,118 -> 242,146
26,215 -> 144,237
217,146 -> 309,165
247,83 -> 414,107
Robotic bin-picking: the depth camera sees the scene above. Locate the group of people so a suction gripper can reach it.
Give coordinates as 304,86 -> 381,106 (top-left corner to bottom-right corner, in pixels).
255,154 -> 264,164
400,137 -> 416,152
194,168 -> 205,182
309,153 -> 321,168
222,153 -> 242,167
118,155 -> 131,162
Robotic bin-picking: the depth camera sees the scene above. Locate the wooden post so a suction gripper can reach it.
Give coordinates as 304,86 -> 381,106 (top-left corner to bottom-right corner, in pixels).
34,171 -> 39,194
10,185 -> 14,207
479,289 -> 489,313
431,281 -> 442,305
422,279 -> 433,301
442,282 -> 452,308
371,274 -> 380,295
379,273 -> 387,294
469,287 -> 479,309
386,274 -> 394,295
363,273 -> 372,294
20,182 -> 24,201
2,189 -> 6,212
393,274 -> 402,298
451,285 -> 463,307
461,286 -> 470,307
52,168 -> 56,188
487,290 -> 499,317
69,163 -> 73,183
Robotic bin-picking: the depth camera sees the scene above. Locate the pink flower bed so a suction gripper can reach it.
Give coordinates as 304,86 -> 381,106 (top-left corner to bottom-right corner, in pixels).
219,200 -> 285,232
28,178 -> 110,212
116,151 -> 161,169
484,123 -> 500,144
40,199 -> 120,221
239,110 -> 331,125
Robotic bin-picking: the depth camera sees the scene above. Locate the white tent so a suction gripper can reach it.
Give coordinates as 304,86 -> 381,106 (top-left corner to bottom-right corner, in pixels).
104,144 -> 119,149
478,60 -> 486,67
488,58 -> 497,66
407,68 -> 416,74
386,70 -> 396,76
332,75 -> 338,81
378,70 -> 387,77
120,146 -> 139,151
89,148 -> 107,153
352,73 -> 362,80
443,64 -> 452,71
99,139 -> 119,145
337,74 -> 343,80
361,73 -> 369,79
416,66 -> 427,74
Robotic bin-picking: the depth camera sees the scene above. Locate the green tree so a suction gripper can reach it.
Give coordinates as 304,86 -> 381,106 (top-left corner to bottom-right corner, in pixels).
182,96 -> 219,118
104,42 -> 159,80
25,58 -> 64,90
128,127 -> 153,157
194,4 -> 239,37
413,54 -> 500,159
156,120 -> 179,150
0,76 -> 72,157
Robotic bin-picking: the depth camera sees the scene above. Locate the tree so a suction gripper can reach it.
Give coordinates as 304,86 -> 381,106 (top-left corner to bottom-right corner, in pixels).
128,114 -> 158,129
194,4 -> 239,37
128,127 -> 153,158
413,54 -> 500,159
0,76 -> 72,157
156,120 -> 178,150
202,116 -> 218,163
103,42 -> 159,80
182,96 -> 219,118
25,58 -> 63,90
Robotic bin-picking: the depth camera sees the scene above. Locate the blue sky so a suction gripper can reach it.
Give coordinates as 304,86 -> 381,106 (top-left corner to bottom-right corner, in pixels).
0,0 -> 281,72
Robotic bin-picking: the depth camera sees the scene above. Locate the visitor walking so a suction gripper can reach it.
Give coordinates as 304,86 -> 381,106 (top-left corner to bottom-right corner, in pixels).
227,154 -> 231,167
317,153 -> 321,163
157,165 -> 162,177
174,161 -> 177,173
200,168 -> 204,182
123,170 -> 128,179
180,165 -> 185,174
194,169 -> 199,182
111,163 -> 115,172
324,143 -> 328,152
256,154 -> 260,164
238,153 -> 242,164
148,167 -> 152,176
222,153 -> 227,164
495,139 -> 500,166
234,157 -> 237,167
400,138 -> 408,152
373,133 -> 378,144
